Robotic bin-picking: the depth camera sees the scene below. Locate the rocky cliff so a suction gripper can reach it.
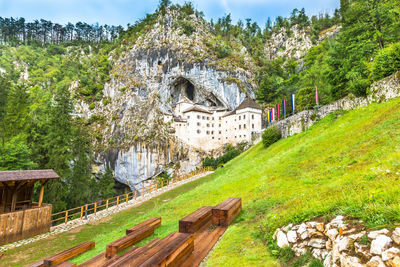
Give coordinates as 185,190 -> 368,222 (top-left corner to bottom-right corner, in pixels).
74,9 -> 257,191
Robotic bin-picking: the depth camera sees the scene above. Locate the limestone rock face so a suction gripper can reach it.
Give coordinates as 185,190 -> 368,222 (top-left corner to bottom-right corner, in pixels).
74,9 -> 256,190
277,231 -> 289,248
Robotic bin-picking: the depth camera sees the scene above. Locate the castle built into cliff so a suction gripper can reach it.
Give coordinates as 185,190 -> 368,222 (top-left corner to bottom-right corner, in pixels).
165,97 -> 263,151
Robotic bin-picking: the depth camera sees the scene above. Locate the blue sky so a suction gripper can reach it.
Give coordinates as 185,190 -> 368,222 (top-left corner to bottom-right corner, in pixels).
0,0 -> 339,28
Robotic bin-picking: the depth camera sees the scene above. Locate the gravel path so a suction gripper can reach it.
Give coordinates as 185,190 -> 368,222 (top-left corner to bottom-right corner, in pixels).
0,171 -> 213,253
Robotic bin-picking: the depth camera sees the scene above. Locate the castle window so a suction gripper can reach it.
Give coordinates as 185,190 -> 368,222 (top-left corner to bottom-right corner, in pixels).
239,116 -> 241,120
252,114 -> 254,119
202,116 -> 205,120
219,124 -> 221,127
212,137 -> 214,139
239,125 -> 241,129
219,131 -> 221,134
206,131 -> 210,135
187,116 -> 190,119
239,135 -> 241,137
244,135 -> 246,137
211,131 -> 214,134
207,117 -> 209,120
197,115 -> 200,119
197,130 -> 201,134
212,124 -> 214,127
252,124 -> 254,129
207,123 -> 209,127
218,138 -> 220,140
197,122 -> 201,126
244,124 -> 246,129
243,115 -> 246,119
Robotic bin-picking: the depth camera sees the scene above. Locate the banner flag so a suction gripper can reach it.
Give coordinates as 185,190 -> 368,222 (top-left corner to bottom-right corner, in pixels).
267,109 -> 270,123
271,108 -> 275,121
315,86 -> 319,105
283,99 -> 287,116
291,94 -> 295,113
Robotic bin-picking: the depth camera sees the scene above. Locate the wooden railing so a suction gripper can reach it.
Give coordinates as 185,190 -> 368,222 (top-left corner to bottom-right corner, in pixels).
51,168 -> 212,226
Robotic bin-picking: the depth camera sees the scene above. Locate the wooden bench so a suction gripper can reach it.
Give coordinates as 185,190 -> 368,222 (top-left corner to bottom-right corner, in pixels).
43,241 -> 95,267
78,252 -> 106,267
106,226 -> 154,259
27,260 -> 45,267
105,232 -> 194,267
101,238 -> 160,267
179,206 -> 213,234
126,217 -> 161,235
212,198 -> 242,227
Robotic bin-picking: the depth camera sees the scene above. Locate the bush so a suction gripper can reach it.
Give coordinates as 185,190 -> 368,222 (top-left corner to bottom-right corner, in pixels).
372,42 -> 400,81
262,127 -> 281,148
89,103 -> 95,110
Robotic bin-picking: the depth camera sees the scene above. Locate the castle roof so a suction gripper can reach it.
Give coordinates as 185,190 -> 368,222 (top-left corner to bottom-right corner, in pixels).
182,106 -> 213,114
236,97 -> 262,111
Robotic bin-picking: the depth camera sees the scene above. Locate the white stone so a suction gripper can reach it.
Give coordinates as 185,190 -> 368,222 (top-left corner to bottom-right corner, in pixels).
326,229 -> 339,241
339,254 -> 364,267
273,228 -> 280,240
324,252 -> 332,267
368,229 -> 390,239
276,231 -> 289,248
308,238 -> 326,249
336,236 -> 350,252
367,256 -> 386,267
297,223 -> 307,234
301,230 -> 309,240
387,256 -> 400,267
370,235 -> 392,255
392,228 -> 400,245
312,248 -> 322,259
287,230 -> 298,243
382,247 -> 400,261
292,244 -> 307,256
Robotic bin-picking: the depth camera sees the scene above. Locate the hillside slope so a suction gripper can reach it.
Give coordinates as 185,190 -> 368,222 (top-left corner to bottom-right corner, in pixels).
4,98 -> 400,266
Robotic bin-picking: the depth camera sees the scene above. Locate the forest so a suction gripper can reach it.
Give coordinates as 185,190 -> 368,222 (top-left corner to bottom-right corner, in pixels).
0,0 -> 399,213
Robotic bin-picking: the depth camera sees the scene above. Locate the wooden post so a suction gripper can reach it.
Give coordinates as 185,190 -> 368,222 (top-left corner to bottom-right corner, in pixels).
106,199 -> 109,209
134,190 -> 137,200
1,187 -> 7,212
94,202 -> 97,214
65,210 -> 69,224
80,206 -> 84,219
116,196 -> 119,206
161,180 -> 163,188
149,185 -> 151,193
125,193 -> 128,203
142,187 -> 144,196
38,180 -> 45,207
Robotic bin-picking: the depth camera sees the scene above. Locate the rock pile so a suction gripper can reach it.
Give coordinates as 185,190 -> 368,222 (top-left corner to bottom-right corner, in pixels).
273,216 -> 400,266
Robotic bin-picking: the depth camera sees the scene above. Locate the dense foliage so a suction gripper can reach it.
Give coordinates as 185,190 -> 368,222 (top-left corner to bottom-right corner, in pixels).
202,143 -> 247,169
262,127 -> 282,148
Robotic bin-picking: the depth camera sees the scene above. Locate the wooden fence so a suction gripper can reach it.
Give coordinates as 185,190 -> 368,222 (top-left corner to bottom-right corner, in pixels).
51,168 -> 211,226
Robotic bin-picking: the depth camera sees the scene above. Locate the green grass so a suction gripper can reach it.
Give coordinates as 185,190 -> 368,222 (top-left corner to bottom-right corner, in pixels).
3,98 -> 400,266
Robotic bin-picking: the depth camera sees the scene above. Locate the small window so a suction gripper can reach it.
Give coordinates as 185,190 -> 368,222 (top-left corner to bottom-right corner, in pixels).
239,135 -> 241,138
197,115 -> 200,119
239,116 -> 241,120
202,116 -> 205,120
219,124 -> 221,127
206,131 -> 210,135
243,115 -> 246,119
244,124 -> 246,129
212,124 -> 214,127
187,116 -> 190,119
252,124 -> 254,129
239,125 -> 241,129
211,131 -> 214,134
197,122 -> 201,126
212,137 -> 214,139
218,138 -> 220,140
219,117 -> 221,120
235,136 -> 237,138
207,123 -> 209,127
252,114 -> 254,119
219,131 -> 221,134
197,130 -> 201,134
244,135 -> 246,137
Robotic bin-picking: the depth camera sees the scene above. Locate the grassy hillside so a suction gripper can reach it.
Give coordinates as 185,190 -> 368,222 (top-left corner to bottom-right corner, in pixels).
3,98 -> 400,266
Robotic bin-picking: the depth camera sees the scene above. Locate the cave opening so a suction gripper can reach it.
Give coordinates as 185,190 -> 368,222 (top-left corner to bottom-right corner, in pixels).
173,77 -> 196,102
186,81 -> 195,101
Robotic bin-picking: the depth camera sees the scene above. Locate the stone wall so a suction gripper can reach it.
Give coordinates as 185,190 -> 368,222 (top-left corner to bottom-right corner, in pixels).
271,71 -> 400,138
273,216 -> 400,267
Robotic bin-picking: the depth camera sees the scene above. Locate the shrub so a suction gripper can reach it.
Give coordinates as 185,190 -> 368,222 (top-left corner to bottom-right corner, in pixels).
89,103 -> 95,110
215,43 -> 232,58
179,20 -> 195,36
262,126 -> 281,148
372,42 -> 400,81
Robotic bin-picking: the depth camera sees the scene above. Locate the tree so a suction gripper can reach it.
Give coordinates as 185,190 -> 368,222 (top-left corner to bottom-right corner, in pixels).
97,167 -> 116,199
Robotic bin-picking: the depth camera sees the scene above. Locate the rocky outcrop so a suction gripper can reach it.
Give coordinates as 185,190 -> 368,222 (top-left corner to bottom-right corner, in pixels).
273,216 -> 400,266
368,72 -> 400,103
74,9 -> 256,190
264,25 -> 313,61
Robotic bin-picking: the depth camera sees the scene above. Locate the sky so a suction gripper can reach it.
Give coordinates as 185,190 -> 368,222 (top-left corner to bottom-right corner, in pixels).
0,0 -> 339,28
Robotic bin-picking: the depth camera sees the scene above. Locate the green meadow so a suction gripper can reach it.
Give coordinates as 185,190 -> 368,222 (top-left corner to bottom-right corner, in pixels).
3,98 -> 400,266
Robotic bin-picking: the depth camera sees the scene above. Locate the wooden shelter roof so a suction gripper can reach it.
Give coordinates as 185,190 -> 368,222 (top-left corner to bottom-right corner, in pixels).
0,169 -> 60,183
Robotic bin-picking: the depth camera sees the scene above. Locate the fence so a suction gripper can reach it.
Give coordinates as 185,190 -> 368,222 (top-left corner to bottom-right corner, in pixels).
50,168 -> 212,226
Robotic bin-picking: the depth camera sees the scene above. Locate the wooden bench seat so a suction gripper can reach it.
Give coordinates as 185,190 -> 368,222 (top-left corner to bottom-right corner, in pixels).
43,241 -> 95,267
102,238 -> 160,267
78,252 -> 106,267
27,260 -> 45,267
105,232 -> 194,267
212,198 -> 242,227
126,217 -> 161,235
106,226 -> 154,259
179,206 -> 213,234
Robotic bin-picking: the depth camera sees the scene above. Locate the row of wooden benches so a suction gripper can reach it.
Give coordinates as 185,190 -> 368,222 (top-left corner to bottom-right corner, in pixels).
28,197 -> 242,267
